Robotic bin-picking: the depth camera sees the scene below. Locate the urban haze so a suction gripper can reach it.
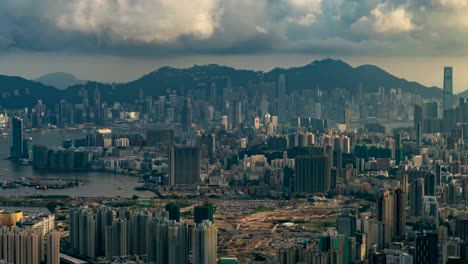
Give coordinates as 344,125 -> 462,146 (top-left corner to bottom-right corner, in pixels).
0,1 -> 468,264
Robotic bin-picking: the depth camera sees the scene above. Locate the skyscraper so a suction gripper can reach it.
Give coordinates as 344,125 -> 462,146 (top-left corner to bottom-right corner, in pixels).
336,214 -> 356,237
277,74 -> 286,100
70,208 -> 97,258
168,146 -> 201,185
168,221 -> 189,264
344,108 -> 352,130
394,188 -> 407,241
47,231 -> 60,264
423,100 -> 439,119
230,100 -> 242,129
377,190 -> 394,247
294,154 -> 331,194
410,178 -> 424,217
277,74 -> 286,122
424,173 -> 436,196
444,66 -> 453,111
192,220 -> 217,264
415,232 -> 439,264
414,104 -> 423,146
10,116 -> 28,159
0,227 -> 50,264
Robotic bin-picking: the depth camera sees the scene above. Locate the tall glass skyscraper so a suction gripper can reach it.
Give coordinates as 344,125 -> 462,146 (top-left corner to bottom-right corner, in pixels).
10,116 -> 27,159
443,66 -> 453,111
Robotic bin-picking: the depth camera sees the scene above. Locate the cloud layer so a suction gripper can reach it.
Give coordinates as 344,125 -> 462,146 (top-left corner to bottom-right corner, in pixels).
1,0 -> 468,56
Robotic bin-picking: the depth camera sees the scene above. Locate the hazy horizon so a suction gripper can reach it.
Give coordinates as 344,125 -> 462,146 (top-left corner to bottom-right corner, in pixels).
2,0 -> 468,92
1,53 -> 468,93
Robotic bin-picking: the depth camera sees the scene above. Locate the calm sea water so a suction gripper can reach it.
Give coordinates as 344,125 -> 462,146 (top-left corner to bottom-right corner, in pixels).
0,129 -> 154,198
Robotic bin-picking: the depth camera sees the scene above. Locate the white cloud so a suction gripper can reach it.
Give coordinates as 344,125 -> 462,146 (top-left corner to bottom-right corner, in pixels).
256,26 -> 268,34
433,0 -> 468,8
372,5 -> 415,33
287,0 -> 321,26
2,0 -> 468,57
351,4 -> 415,34
55,0 -> 221,43
289,13 -> 317,26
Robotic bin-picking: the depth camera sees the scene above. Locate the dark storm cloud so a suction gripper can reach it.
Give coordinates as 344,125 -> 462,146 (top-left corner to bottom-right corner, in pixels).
0,0 -> 468,57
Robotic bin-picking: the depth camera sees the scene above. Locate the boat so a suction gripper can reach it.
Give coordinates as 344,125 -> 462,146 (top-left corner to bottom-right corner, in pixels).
118,187 -> 123,190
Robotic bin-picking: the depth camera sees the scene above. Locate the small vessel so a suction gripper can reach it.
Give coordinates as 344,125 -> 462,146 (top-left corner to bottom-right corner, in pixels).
118,187 -> 123,190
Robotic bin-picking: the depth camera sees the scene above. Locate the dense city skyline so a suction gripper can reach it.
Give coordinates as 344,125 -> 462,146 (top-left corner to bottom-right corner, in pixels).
4,1 -> 468,263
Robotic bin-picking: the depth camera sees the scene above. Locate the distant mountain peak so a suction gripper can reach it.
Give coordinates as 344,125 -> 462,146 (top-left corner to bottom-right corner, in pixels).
307,58 -> 350,67
35,72 -> 84,90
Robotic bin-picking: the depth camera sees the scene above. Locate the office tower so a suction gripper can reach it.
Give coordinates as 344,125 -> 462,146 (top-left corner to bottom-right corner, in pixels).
337,214 -> 356,237
94,86 -> 101,124
210,82 -> 217,107
58,100 -> 68,127
168,146 -> 201,185
230,100 -> 242,129
221,115 -> 228,130
166,203 -> 181,222
447,181 -> 458,205
10,116 -> 28,159
423,100 -> 439,119
377,190 -> 394,247
158,96 -> 166,121
394,132 -> 402,150
277,74 -> 286,100
168,221 -> 189,264
423,196 -> 439,224
344,108 -> 352,130
334,137 -> 343,170
277,74 -> 286,122
192,220 -> 217,264
410,178 -> 424,217
145,96 -> 153,117
456,216 -> 468,242
314,103 -> 322,119
294,154 -> 331,194
47,231 -> 60,264
424,173 -> 436,196
385,138 -> 396,160
414,104 -> 423,146
343,136 -> 351,154
147,128 -> 174,146
444,66 -> 453,111
182,97 -> 192,130
415,232 -> 439,264
463,177 -> 468,201
194,204 -> 215,224
394,188 -> 407,241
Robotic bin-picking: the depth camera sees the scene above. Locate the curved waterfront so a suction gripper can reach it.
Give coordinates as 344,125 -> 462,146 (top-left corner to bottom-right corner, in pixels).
0,129 -> 154,198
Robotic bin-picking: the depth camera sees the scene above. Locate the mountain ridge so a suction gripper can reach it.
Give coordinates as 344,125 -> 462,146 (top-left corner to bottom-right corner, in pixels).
0,59 -> 454,108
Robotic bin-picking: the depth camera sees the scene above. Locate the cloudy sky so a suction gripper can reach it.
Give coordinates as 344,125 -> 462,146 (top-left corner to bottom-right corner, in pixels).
1,0 -> 468,92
